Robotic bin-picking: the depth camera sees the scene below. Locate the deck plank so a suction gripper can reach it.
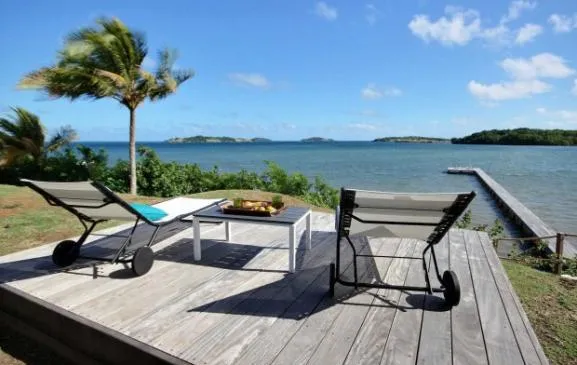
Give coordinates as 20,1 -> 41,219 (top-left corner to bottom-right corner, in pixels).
13,222 -> 228,301
60,222 -> 273,317
307,237 -> 404,365
179,234 -> 338,364
149,229 -> 335,355
477,231 -> 548,365
232,237 -> 381,365
96,226 -> 290,329
416,236 -> 451,365
269,235 -> 378,365
125,232 -> 324,342
465,229 -> 525,365
342,238 -> 416,365
449,230 -> 489,365
379,240 -> 425,365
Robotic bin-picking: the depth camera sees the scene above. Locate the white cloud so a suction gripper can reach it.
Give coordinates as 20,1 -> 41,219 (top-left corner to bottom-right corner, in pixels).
361,84 -> 382,99
365,4 -> 379,26
468,80 -> 551,101
536,107 -> 577,125
315,2 -> 338,21
408,7 -> 481,46
549,14 -> 577,33
347,123 -> 380,131
408,2 -> 539,47
515,23 -> 542,44
228,73 -> 270,89
500,53 -> 575,80
501,0 -> 536,24
361,84 -> 402,99
469,53 -> 575,102
384,87 -> 402,96
481,24 -> 511,45
280,123 -> 296,130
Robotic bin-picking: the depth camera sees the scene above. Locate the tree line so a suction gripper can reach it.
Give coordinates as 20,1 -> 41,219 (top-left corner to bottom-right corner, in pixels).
451,128 -> 577,146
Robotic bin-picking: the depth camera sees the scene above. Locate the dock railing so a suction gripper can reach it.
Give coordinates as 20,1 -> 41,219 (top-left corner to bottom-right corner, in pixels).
496,232 -> 577,275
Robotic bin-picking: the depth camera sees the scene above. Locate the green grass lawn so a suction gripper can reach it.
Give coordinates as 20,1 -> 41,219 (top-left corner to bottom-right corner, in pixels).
1,184 -> 575,364
502,260 -> 577,365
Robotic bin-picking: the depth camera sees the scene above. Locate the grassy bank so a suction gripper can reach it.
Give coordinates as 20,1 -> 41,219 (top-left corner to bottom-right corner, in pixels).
502,260 -> 577,365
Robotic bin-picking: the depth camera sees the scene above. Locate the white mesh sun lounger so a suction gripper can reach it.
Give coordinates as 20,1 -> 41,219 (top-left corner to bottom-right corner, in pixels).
20,179 -> 225,276
331,188 -> 476,307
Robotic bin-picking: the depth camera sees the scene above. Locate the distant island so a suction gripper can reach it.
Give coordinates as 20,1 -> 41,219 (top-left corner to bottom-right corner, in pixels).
451,128 -> 577,146
166,136 -> 271,143
301,137 -> 334,142
373,136 -> 449,144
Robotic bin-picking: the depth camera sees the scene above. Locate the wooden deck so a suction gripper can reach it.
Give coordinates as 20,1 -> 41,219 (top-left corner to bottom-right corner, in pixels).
0,212 -> 548,365
448,167 -> 577,257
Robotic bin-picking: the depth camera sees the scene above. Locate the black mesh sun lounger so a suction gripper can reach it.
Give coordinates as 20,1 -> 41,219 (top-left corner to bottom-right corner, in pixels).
330,187 -> 476,307
20,179 -> 225,276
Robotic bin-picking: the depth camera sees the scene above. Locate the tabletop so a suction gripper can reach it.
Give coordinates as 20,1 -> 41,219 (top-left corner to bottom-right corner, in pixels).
193,204 -> 311,225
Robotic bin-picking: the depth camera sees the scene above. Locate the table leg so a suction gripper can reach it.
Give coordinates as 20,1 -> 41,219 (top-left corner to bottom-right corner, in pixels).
289,225 -> 296,273
193,216 -> 201,261
225,221 -> 231,241
306,212 -> 312,250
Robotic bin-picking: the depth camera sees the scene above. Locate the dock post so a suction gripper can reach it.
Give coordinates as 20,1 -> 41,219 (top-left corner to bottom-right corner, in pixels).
555,233 -> 565,275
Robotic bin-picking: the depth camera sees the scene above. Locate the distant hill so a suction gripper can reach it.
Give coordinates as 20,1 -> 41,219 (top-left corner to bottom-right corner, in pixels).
373,136 -> 449,143
451,128 -> 577,146
166,136 -> 272,143
301,137 -> 334,142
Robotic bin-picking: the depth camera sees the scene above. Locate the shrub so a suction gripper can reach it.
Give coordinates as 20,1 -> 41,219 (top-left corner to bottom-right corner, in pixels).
2,145 -> 340,209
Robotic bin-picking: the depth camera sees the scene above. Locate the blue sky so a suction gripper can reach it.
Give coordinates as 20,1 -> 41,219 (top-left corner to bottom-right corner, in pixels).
1,0 -> 576,141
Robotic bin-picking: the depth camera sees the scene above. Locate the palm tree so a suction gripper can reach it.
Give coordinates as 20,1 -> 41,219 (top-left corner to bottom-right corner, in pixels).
18,18 -> 193,194
0,107 -> 77,166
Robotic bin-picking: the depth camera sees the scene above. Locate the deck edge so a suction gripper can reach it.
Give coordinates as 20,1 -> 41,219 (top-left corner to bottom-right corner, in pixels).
0,283 -> 190,365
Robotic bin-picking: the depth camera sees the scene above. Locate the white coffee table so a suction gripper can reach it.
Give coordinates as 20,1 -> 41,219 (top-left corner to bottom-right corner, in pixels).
192,204 -> 312,273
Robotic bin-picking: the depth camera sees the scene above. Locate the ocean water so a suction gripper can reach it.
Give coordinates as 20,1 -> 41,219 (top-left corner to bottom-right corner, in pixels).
79,141 -> 577,236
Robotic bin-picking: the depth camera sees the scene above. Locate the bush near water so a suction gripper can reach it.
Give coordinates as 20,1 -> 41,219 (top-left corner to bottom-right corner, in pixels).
0,145 -> 340,209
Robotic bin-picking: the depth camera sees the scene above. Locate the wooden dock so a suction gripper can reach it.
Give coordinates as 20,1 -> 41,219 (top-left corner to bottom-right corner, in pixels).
0,213 -> 548,365
447,167 -> 577,257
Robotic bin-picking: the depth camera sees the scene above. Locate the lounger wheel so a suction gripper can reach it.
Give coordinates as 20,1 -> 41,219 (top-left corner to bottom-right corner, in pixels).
131,247 -> 154,276
52,240 -> 80,267
442,270 -> 460,307
329,263 -> 336,297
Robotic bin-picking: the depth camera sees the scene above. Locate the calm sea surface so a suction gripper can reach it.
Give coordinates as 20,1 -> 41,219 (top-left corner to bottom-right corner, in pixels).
79,141 -> 577,236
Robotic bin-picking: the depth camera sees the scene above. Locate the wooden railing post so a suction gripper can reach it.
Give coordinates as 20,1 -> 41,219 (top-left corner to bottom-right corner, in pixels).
555,233 -> 565,275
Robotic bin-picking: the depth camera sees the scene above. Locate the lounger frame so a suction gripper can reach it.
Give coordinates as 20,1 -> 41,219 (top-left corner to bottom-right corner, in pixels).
21,180 -> 224,265
332,188 -> 476,297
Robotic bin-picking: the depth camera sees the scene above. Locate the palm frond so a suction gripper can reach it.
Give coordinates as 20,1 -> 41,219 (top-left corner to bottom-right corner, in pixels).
46,125 -> 78,152
0,108 -> 46,165
20,17 -> 193,110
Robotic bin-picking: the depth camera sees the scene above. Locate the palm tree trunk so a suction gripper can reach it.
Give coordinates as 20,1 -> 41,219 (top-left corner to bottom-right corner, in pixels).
129,107 -> 137,195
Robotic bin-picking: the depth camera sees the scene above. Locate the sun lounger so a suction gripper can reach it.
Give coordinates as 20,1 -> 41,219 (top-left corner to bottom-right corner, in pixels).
331,188 -> 476,306
20,179 -> 225,276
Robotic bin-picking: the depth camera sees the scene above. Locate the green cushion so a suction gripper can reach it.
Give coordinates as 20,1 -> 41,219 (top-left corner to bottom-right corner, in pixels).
130,203 -> 168,221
